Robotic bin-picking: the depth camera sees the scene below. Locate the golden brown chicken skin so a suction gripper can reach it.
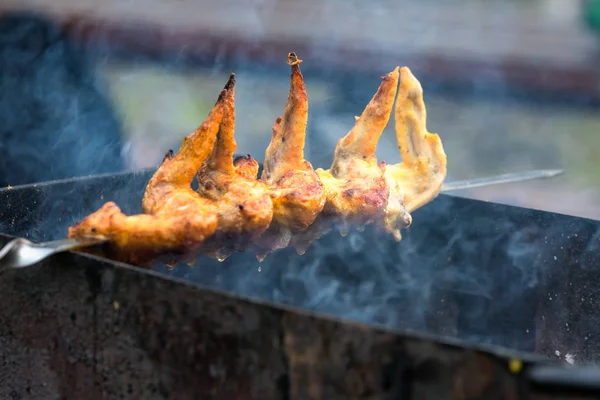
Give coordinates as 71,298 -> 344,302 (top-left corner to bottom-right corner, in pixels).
67,54 -> 447,267
196,74 -> 274,261
67,81 -> 230,266
290,67 -> 401,254
383,67 -> 447,241
253,53 -> 326,260
289,65 -> 446,253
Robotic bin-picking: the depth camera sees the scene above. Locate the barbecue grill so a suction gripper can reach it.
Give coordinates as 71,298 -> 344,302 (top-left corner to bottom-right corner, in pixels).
1,168 -> 599,399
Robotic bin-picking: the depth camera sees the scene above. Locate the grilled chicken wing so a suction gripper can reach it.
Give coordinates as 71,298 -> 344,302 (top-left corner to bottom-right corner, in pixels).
254,53 -> 326,260
383,67 -> 447,241
68,53 -> 447,267
196,74 -> 273,261
291,67 -> 400,253
67,82 -> 228,266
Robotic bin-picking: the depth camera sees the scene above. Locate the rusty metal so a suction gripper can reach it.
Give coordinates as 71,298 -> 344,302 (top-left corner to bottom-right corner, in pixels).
1,171 -> 600,399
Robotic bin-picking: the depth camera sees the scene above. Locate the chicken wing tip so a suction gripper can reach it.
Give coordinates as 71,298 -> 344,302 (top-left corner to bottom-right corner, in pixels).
214,74 -> 236,104
381,66 -> 400,82
399,67 -> 422,92
224,73 -> 236,90
287,52 -> 303,66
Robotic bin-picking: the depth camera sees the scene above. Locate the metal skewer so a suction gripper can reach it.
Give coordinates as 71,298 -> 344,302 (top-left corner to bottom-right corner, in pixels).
441,169 -> 564,192
0,169 -> 564,271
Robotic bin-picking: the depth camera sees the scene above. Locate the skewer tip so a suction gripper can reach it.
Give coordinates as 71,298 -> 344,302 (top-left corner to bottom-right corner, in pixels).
541,169 -> 564,178
441,169 -> 565,192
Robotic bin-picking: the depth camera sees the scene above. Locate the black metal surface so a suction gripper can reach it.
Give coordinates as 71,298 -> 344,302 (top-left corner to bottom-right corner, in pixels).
1,170 -> 600,362
1,171 -> 600,398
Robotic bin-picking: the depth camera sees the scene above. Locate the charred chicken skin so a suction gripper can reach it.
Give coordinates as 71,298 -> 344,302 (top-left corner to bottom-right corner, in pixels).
68,53 -> 447,267
195,74 -> 273,261
290,66 -> 400,253
67,81 -> 229,266
254,53 -> 327,259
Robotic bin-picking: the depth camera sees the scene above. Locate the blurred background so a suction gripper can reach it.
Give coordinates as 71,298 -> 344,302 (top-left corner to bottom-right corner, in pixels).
1,0 -> 599,218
